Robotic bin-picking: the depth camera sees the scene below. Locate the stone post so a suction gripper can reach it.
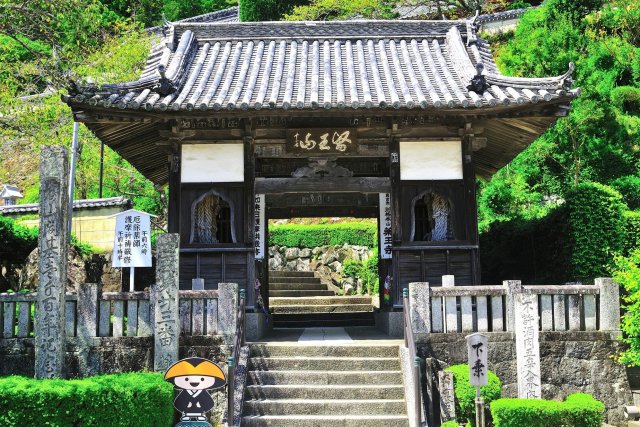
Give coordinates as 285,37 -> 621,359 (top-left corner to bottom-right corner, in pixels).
218,282 -> 238,345
504,280 -> 522,332
153,234 -> 180,372
438,371 -> 456,423
77,283 -> 99,376
35,146 -> 69,379
515,292 -> 541,399
443,275 -> 457,333
408,282 -> 430,335
597,277 -> 620,331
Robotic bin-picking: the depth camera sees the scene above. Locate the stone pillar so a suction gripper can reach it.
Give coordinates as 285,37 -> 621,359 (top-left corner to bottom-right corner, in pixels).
35,146 -> 69,379
443,275 -> 457,333
504,280 -> 522,332
597,277 -> 620,331
438,371 -> 456,423
153,234 -> 180,372
409,282 -> 430,334
515,292 -> 542,399
77,283 -> 99,376
218,282 -> 239,345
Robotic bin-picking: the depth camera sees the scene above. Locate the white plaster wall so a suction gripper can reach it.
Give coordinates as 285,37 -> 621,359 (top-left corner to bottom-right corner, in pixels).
181,144 -> 245,183
400,140 -> 463,180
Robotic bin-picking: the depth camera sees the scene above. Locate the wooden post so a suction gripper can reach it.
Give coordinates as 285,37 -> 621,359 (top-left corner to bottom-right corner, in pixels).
168,147 -> 181,234
35,146 -> 69,379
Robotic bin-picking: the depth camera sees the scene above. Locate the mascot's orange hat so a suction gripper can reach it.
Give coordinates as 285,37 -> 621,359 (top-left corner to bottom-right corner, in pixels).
164,357 -> 226,387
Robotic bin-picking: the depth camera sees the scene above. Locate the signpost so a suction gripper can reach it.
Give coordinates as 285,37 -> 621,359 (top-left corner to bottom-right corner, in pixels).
466,333 -> 489,427
112,209 -> 154,292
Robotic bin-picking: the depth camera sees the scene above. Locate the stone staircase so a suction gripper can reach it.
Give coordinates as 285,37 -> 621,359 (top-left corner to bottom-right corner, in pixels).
268,271 -> 374,328
241,342 -> 408,426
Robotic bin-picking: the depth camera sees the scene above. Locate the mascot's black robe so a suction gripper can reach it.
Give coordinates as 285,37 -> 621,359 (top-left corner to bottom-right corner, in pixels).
174,390 -> 214,414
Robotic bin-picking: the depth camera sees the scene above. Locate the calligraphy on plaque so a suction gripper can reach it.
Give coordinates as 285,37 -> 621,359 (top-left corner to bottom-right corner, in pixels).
112,209 -> 153,268
286,129 -> 358,154
254,194 -> 266,259
466,333 -> 489,387
379,193 -> 392,259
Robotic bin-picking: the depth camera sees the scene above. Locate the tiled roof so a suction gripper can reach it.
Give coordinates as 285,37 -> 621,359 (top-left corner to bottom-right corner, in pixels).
0,196 -> 131,215
0,185 -> 23,199
475,7 -> 536,24
65,19 -> 577,113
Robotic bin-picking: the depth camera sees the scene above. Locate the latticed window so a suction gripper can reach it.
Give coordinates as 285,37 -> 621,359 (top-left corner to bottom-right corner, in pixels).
3,199 -> 15,206
192,193 -> 233,244
412,191 -> 454,242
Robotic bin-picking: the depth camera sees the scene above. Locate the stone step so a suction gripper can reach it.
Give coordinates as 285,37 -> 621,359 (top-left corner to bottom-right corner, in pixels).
250,344 -> 400,359
270,304 -> 373,314
269,271 -> 316,278
270,296 -> 371,306
241,414 -> 409,426
247,370 -> 403,386
269,277 -> 322,284
273,317 -> 374,328
269,290 -> 336,298
243,399 -> 406,416
249,357 -> 400,371
269,283 -> 327,291
245,384 -> 404,400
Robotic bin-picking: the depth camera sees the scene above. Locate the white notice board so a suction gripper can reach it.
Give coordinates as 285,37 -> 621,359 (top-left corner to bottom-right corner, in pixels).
112,209 -> 153,268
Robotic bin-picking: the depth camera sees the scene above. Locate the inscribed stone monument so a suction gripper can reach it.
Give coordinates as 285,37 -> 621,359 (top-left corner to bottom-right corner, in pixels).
35,146 -> 69,379
515,292 -> 542,399
153,234 -> 180,372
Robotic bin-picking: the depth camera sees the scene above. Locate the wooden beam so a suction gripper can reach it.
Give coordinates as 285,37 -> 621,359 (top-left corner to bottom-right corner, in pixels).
254,177 -> 390,194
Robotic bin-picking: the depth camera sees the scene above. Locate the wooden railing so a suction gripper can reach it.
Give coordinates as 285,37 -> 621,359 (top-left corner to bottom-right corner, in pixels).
228,288 -> 246,426
403,288 -> 423,427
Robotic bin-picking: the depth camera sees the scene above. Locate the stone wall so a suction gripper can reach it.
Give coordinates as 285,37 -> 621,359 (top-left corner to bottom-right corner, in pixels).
0,336 -> 229,378
419,331 -> 632,426
268,244 -> 372,293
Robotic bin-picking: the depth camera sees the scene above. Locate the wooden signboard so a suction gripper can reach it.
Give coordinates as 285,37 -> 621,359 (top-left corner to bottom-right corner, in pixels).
286,129 -> 358,154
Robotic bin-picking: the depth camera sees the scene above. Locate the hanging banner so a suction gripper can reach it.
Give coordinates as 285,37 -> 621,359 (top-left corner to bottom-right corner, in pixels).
112,209 -> 153,267
379,193 -> 392,259
254,194 -> 266,259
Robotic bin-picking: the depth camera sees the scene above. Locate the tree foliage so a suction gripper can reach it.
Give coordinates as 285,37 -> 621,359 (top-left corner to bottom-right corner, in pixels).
613,249 -> 640,366
478,0 -> 640,229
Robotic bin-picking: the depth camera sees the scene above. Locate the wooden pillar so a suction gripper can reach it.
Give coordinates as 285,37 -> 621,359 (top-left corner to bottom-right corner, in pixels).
462,126 -> 480,285
389,129 -> 402,306
244,120 -> 256,308
168,145 -> 181,234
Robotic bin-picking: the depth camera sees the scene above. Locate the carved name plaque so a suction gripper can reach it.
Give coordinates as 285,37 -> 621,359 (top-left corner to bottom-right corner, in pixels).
286,129 -> 358,154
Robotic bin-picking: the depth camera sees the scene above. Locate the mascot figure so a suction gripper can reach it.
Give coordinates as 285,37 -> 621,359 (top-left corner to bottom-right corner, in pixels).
164,357 -> 227,426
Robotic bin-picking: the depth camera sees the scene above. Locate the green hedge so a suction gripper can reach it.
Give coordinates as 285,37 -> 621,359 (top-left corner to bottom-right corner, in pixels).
269,222 -> 377,248
624,210 -> 640,254
239,0 -> 308,21
611,175 -> 640,210
481,182 -> 627,284
0,373 -> 174,426
440,421 -> 459,427
565,182 -> 625,282
491,393 -> 605,427
0,216 -> 38,263
446,364 -> 502,427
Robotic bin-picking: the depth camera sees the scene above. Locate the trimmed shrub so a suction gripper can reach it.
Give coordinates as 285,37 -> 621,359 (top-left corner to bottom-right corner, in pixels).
491,393 -> 605,427
445,364 -> 502,427
239,0 -> 308,21
624,210 -> 640,254
269,222 -> 377,248
440,421 -> 459,427
0,373 -> 174,426
0,215 -> 38,263
565,182 -> 625,282
611,175 -> 640,210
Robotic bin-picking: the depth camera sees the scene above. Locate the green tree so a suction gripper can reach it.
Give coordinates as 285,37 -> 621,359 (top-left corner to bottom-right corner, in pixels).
613,249 -> 640,366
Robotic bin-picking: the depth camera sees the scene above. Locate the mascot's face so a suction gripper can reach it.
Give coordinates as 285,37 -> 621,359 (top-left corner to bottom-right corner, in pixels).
174,375 -> 218,391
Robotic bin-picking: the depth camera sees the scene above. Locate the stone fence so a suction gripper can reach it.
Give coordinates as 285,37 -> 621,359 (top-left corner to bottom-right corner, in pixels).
408,276 -> 619,336
407,276 -> 630,426
0,282 -> 239,377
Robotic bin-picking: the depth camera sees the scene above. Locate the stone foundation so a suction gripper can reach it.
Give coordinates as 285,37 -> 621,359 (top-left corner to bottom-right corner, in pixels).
0,336 -> 229,378
418,331 -> 632,426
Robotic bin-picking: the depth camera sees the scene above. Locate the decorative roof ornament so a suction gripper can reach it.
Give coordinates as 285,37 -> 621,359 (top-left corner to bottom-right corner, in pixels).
154,64 -> 177,96
467,63 -> 490,94
559,62 -> 575,91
